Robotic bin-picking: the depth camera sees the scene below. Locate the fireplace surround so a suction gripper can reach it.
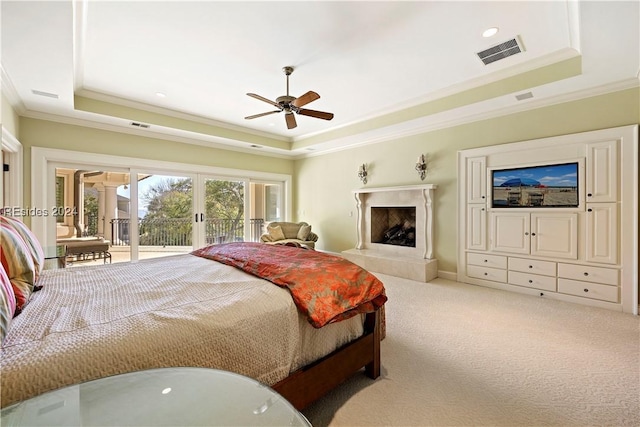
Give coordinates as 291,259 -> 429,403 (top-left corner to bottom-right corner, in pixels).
342,185 -> 438,282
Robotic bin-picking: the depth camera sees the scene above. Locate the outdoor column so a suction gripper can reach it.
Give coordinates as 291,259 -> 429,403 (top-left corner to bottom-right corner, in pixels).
104,184 -> 118,243
95,183 -> 105,237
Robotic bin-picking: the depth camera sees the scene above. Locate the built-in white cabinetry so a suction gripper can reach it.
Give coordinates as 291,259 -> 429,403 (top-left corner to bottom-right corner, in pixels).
586,140 -> 617,203
467,205 -> 487,250
585,203 -> 618,264
490,212 -> 578,259
457,125 -> 638,314
467,156 -> 486,203
466,156 -> 488,251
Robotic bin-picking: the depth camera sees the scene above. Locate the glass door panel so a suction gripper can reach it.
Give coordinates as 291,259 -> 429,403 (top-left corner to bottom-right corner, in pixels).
54,167 -> 131,266
202,178 -> 246,245
137,174 -> 194,260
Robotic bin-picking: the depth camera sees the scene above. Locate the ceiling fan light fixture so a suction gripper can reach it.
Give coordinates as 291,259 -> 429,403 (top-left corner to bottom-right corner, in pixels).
245,66 -> 334,129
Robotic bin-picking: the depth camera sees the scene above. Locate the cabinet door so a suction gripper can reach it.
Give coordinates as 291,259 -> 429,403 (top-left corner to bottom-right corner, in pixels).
585,203 -> 618,264
491,212 -> 529,254
586,140 -> 617,202
467,205 -> 486,250
530,213 -> 578,259
467,156 -> 486,204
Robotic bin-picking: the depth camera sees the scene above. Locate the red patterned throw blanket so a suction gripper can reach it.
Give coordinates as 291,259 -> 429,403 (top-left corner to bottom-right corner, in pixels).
192,242 -> 387,328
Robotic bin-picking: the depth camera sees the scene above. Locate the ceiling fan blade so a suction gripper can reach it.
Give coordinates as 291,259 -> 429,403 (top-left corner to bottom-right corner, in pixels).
291,91 -> 320,108
285,112 -> 297,129
247,93 -> 281,109
297,108 -> 334,121
245,110 -> 280,120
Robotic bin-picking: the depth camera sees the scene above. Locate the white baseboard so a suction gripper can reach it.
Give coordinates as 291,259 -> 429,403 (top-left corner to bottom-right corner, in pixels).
437,270 -> 457,281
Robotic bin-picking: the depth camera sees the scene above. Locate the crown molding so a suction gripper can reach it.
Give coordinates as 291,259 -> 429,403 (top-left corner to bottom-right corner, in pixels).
20,109 -> 294,160
295,77 -> 640,159
1,65 -> 27,115
76,88 -> 290,143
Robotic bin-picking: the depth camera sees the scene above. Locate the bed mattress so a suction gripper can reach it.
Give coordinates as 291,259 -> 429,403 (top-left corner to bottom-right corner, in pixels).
0,254 -> 364,407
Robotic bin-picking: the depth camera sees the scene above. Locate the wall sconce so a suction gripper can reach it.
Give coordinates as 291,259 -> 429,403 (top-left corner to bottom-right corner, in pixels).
358,163 -> 368,184
415,154 -> 427,180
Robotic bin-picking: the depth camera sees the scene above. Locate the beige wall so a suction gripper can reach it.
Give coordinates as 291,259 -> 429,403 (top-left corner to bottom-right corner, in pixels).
294,87 -> 640,273
10,87 -> 640,274
18,117 -> 294,211
1,94 -> 20,138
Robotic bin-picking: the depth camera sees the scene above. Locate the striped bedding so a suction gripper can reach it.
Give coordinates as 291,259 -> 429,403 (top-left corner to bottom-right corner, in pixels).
0,254 -> 364,407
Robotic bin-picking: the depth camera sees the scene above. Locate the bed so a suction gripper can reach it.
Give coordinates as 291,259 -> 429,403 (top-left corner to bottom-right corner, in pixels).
0,216 -> 386,411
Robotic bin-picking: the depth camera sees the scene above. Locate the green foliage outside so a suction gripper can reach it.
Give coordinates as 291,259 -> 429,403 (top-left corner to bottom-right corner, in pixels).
139,178 -> 244,246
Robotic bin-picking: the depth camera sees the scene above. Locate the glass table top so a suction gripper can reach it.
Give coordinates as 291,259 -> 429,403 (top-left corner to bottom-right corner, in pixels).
0,368 -> 311,426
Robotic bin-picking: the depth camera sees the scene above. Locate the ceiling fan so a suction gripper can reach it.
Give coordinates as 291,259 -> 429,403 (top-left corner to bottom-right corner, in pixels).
245,66 -> 334,129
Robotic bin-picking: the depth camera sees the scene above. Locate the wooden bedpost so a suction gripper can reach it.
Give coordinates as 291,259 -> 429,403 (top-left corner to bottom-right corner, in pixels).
272,307 -> 383,410
364,309 -> 381,378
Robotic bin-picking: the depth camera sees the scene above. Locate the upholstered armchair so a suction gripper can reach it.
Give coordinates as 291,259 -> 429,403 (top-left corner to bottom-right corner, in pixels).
260,221 -> 319,249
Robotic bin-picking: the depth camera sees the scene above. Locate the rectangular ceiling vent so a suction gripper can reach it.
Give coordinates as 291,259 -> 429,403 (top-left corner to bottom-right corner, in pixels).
477,37 -> 525,65
31,89 -> 59,99
130,122 -> 150,129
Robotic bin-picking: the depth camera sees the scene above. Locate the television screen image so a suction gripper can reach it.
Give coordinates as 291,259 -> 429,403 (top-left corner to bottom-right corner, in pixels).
492,162 -> 578,208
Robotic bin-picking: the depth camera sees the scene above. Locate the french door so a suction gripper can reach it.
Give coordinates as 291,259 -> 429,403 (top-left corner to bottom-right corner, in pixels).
35,147 -> 291,264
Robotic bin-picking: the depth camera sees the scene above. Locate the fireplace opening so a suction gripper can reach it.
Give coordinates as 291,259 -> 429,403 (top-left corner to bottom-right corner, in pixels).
371,206 -> 416,247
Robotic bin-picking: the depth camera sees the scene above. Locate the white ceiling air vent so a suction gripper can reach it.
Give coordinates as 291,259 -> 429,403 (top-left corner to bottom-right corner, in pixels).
477,36 -> 525,65
31,89 -> 59,99
130,122 -> 150,129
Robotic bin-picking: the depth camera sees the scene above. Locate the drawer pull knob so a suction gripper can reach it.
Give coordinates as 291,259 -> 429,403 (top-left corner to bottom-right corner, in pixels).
584,272 -> 589,276
484,272 -> 488,276
531,232 -> 536,236
528,280 -> 533,284
587,193 -> 592,197
584,288 -> 589,293
484,259 -> 488,263
529,265 -> 533,269
525,232 -> 529,236
587,208 -> 593,212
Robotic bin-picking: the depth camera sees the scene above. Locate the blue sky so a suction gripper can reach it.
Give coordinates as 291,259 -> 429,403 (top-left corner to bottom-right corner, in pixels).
493,163 -> 578,187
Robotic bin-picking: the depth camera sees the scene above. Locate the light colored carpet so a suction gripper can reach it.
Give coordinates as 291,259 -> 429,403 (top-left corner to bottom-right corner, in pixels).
302,274 -> 640,427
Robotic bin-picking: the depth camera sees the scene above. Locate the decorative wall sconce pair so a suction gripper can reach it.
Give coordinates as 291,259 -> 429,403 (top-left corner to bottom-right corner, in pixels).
357,163 -> 368,184
415,154 -> 427,181
357,154 -> 427,184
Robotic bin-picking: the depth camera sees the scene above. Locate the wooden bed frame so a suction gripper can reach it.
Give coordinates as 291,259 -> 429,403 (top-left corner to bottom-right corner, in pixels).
272,309 -> 381,410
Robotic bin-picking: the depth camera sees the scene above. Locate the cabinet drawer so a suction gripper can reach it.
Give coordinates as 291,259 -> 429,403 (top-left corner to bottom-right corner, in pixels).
557,264 -> 618,286
558,278 -> 619,303
467,265 -> 507,283
508,258 -> 556,276
467,253 -> 507,269
508,271 -> 556,292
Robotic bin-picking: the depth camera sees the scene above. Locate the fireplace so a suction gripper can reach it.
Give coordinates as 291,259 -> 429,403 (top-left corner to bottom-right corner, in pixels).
371,206 -> 416,247
342,184 -> 438,282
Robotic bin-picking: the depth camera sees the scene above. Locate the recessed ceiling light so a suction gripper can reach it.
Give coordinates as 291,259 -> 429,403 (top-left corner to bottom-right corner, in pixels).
482,27 -> 499,38
155,92 -> 166,98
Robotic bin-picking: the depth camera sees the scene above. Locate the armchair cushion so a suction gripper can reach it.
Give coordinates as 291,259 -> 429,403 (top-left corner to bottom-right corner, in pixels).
297,224 -> 312,241
268,225 -> 286,241
260,222 -> 318,249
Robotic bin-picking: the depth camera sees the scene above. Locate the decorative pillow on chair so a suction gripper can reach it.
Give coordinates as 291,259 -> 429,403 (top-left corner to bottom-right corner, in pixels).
0,225 -> 36,313
268,225 -> 286,241
297,224 -> 312,241
0,266 -> 16,344
0,216 -> 45,279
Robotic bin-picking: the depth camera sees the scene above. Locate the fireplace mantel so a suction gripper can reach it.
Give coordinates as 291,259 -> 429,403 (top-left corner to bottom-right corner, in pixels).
343,184 -> 438,282
353,184 -> 437,259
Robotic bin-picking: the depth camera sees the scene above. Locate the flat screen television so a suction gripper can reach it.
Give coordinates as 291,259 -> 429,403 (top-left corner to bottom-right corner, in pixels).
491,162 -> 578,208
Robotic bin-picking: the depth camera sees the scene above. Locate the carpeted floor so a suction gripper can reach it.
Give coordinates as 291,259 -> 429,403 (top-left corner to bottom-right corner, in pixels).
302,274 -> 640,427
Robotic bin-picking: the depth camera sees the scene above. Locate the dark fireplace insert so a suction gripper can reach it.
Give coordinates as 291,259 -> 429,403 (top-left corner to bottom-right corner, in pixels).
370,206 -> 416,247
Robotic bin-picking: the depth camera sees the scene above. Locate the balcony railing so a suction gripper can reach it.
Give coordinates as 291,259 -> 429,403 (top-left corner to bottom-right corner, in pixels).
110,218 -> 265,246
